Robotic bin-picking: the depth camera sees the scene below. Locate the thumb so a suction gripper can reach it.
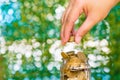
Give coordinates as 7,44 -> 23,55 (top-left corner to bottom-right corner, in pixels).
75,16 -> 98,43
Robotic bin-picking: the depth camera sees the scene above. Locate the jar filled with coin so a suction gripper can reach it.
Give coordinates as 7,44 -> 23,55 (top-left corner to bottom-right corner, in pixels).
60,36 -> 91,80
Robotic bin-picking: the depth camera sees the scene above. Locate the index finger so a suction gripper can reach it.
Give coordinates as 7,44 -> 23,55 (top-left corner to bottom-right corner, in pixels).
63,6 -> 83,44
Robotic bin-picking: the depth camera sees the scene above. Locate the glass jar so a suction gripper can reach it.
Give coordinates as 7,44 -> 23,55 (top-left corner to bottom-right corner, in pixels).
60,37 -> 90,80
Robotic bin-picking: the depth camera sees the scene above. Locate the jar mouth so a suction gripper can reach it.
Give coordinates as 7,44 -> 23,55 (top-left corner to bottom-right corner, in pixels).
70,65 -> 90,71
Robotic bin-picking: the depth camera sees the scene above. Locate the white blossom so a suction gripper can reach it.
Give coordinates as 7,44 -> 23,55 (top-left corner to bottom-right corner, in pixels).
13,64 -> 21,71
32,42 -> 40,48
100,39 -> 108,47
104,67 -> 110,73
55,5 -> 65,20
88,60 -> 100,68
88,54 -> 97,61
33,50 -> 42,57
101,47 -> 110,54
85,40 -> 96,48
47,13 -> 54,21
16,53 -> 22,59
34,62 -> 41,68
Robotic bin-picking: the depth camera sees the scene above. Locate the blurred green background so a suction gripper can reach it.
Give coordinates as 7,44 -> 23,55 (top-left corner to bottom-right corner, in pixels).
0,0 -> 120,80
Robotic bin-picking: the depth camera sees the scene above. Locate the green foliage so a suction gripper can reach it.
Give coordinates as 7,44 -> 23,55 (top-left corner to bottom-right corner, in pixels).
106,3 -> 120,80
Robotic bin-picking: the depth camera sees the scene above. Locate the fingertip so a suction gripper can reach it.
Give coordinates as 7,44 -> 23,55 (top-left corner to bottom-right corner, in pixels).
61,39 -> 66,46
61,42 -> 64,45
64,37 -> 69,43
62,42 -> 66,46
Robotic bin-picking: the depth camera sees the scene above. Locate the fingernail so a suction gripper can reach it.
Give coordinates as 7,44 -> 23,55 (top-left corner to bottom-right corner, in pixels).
75,36 -> 82,44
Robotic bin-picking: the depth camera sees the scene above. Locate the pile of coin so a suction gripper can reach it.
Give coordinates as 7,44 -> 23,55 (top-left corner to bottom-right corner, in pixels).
60,51 -> 90,80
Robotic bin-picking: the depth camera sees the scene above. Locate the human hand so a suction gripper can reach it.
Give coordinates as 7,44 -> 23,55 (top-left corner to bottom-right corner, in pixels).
61,0 -> 119,45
